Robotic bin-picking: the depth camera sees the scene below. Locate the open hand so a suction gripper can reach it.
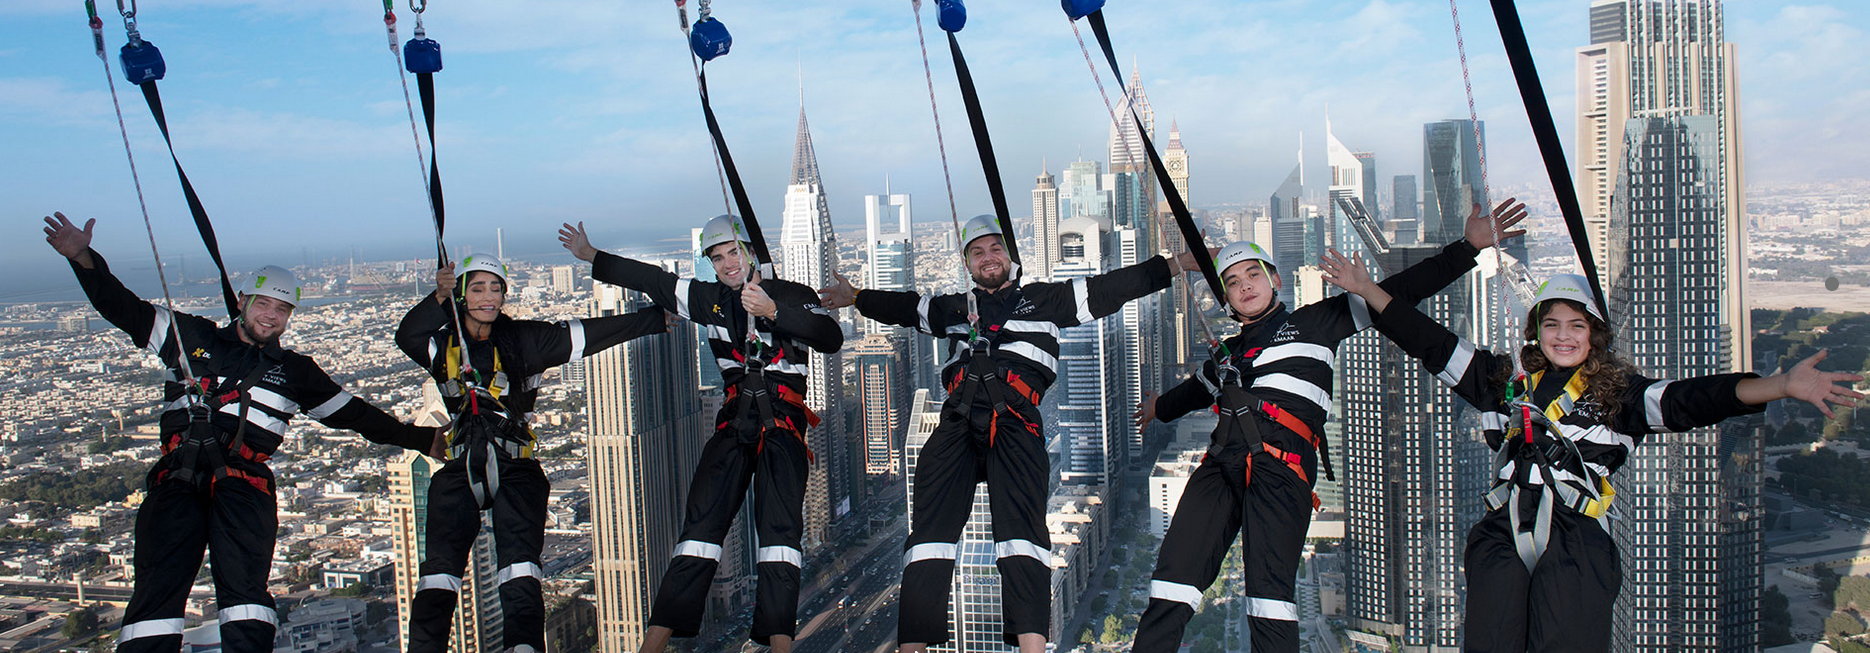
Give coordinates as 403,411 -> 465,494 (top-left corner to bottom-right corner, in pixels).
1465,199 -> 1529,249
1781,350 -> 1866,419
557,222 -> 597,262
43,212 -> 97,268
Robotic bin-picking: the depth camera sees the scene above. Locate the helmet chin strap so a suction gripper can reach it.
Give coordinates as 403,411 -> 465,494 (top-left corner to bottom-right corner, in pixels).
1234,298 -> 1283,324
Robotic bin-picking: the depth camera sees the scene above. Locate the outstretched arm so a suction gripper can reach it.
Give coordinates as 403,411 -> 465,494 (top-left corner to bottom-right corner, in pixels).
1736,350 -> 1863,418
46,212 -> 198,355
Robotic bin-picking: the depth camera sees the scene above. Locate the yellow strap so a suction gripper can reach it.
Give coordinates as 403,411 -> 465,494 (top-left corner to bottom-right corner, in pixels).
1526,368 -> 1588,426
444,337 -> 505,399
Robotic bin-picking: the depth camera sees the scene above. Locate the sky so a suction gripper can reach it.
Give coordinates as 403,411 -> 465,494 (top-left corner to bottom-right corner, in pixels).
3,0 -> 1866,299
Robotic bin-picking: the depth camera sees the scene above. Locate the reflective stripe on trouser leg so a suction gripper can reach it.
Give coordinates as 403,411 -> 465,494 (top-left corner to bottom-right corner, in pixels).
750,421 -> 809,647
206,472 -> 281,653
1240,449 -> 1313,653
650,430 -> 755,638
409,460 -> 482,653
987,404 -> 1052,646
1135,459 -> 1245,653
119,482 -> 208,653
493,458 -> 550,653
898,412 -> 979,647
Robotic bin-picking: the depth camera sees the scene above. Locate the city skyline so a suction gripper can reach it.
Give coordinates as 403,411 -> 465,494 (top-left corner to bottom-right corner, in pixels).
3,2 -> 1863,293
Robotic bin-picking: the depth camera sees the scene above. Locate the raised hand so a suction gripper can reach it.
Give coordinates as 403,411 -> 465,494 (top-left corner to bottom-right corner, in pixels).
1465,199 -> 1529,250
557,222 -> 597,262
43,212 -> 97,268
434,260 -> 457,302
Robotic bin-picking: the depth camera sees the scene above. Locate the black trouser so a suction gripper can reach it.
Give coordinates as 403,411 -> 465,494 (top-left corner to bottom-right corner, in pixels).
407,455 -> 549,653
118,466 -> 279,653
1463,502 -> 1619,653
898,399 -> 1050,647
1133,442 -> 1316,653
648,418 -> 810,646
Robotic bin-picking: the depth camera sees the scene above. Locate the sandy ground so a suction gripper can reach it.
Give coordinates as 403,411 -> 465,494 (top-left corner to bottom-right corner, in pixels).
1749,279 -> 1870,312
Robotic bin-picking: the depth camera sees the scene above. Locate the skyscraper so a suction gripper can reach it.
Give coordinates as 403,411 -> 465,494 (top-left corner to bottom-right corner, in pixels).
1341,120 -> 1500,650
1162,121 -> 1189,205
865,186 -> 914,335
1575,0 -> 1631,290
585,279 -> 710,653
1325,117 -> 1376,260
1577,3 -> 1752,643
1340,246 -> 1480,652
1061,159 -> 1107,221
852,334 -> 911,480
390,448 -> 502,653
1271,142 -> 1306,308
1392,175 -> 1420,246
1032,165 -> 1061,281
1052,215 -> 1125,487
778,98 -> 848,549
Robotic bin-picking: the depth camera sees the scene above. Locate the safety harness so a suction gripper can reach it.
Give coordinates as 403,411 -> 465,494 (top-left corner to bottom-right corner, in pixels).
1485,368 -> 1617,572
1194,308 -> 1331,510
440,337 -> 535,510
928,286 -> 1040,447
157,357 -> 276,496
722,346 -> 820,463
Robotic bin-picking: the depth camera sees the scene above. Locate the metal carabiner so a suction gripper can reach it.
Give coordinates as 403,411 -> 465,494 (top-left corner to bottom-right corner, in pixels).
116,0 -> 142,45
409,0 -> 427,14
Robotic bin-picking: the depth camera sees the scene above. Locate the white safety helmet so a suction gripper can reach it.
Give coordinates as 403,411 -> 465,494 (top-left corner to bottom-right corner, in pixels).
698,214 -> 750,256
1531,274 -> 1605,322
456,254 -> 510,292
958,214 -> 1004,250
242,265 -> 302,308
1214,241 -> 1276,278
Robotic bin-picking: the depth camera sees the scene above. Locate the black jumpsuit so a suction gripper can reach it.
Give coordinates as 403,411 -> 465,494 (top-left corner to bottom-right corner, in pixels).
396,294 -> 666,653
1367,298 -> 1762,653
856,256 -> 1173,647
589,252 -> 843,647
1135,239 -> 1485,653
69,251 -> 432,653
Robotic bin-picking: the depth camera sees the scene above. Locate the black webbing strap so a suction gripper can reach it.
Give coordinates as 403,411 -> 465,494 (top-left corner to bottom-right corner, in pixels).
1079,14 -> 1227,306
1489,0 -> 1608,319
415,71 -> 446,260
138,81 -> 239,318
696,69 -> 775,267
944,31 -> 1019,267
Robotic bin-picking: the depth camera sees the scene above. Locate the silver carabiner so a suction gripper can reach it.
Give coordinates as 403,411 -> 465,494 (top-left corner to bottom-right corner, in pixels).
116,0 -> 142,44
409,0 -> 427,14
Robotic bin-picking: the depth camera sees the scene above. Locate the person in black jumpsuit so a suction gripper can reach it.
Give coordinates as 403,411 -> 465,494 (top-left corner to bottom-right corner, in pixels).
1131,201 -> 1530,653
397,253 -> 668,653
43,213 -> 440,653
819,214 -> 1197,652
560,215 -> 843,653
1319,259 -> 1863,652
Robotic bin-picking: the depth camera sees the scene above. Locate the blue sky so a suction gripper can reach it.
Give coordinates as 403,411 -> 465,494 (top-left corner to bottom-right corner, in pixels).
3,1 -> 1865,294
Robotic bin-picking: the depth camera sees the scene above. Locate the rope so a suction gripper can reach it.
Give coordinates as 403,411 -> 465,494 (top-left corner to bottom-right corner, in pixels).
384,7 -> 429,215
909,0 -> 978,327
1449,0 -> 1523,381
87,1 -> 198,391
